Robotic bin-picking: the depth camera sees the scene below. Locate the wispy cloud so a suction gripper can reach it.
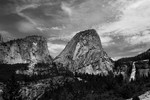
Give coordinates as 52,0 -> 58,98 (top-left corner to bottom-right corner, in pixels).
61,2 -> 72,16
16,4 -> 39,26
126,31 -> 150,45
98,0 -> 150,36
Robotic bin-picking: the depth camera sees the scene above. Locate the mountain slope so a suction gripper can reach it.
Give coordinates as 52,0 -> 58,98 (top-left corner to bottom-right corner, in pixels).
116,49 -> 150,65
54,29 -> 114,75
114,48 -> 150,82
0,35 -> 52,64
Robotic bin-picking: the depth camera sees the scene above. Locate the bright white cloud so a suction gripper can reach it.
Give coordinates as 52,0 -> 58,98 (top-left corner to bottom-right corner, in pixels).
98,0 -> 150,36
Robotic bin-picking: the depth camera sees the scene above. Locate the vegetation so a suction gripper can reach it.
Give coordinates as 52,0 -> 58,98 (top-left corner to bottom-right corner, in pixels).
1,62 -> 150,100
39,71 -> 150,100
0,64 -> 28,82
0,63 -> 57,82
2,73 -> 21,100
116,49 -> 150,66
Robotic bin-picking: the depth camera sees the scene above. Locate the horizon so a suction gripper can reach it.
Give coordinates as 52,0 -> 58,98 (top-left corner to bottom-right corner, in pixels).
0,0 -> 150,59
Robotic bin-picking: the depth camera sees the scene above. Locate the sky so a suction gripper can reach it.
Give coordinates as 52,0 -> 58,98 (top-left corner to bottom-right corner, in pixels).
0,0 -> 150,60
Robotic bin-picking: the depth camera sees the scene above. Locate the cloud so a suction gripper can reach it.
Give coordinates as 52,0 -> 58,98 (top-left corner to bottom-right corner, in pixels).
100,36 -> 114,47
51,26 -> 66,30
1,0 -> 150,58
67,0 -> 119,28
9,0 -> 122,40
126,31 -> 150,45
36,0 -> 122,44
48,31 -> 76,41
0,0 -> 45,16
61,2 -> 72,16
94,0 -> 150,58
47,42 -> 66,57
98,0 -> 150,36
17,21 -> 37,33
16,4 -> 39,25
128,48 -> 144,53
0,30 -> 15,41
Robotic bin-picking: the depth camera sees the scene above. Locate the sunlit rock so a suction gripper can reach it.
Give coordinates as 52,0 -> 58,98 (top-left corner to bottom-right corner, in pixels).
0,35 -> 52,64
54,29 -> 114,75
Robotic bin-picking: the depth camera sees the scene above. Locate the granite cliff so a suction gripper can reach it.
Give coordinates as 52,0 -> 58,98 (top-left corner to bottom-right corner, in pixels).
114,49 -> 150,82
0,34 -> 3,43
54,29 -> 114,75
0,35 -> 52,64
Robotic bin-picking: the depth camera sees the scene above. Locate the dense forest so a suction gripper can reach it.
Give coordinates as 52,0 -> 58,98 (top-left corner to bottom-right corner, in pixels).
1,63 -> 150,100
39,72 -> 150,100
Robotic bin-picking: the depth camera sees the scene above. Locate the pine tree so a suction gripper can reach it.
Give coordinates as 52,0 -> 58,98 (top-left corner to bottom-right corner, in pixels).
2,73 -> 21,100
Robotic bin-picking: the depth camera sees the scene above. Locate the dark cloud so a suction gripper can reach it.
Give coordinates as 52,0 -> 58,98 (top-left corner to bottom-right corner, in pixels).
0,13 -> 42,39
0,0 -> 15,15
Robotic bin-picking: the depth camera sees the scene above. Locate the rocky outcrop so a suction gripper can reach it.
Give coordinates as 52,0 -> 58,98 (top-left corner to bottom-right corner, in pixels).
0,35 -> 52,64
54,29 -> 114,75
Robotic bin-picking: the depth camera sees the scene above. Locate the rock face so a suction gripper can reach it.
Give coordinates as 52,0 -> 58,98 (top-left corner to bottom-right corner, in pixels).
54,29 -> 114,75
116,49 -> 150,64
115,48 -> 150,81
0,36 -> 52,64
0,34 -> 3,43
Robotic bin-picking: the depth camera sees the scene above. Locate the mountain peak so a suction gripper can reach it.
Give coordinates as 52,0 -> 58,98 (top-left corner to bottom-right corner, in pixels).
76,29 -> 98,37
54,29 -> 113,75
73,29 -> 99,39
